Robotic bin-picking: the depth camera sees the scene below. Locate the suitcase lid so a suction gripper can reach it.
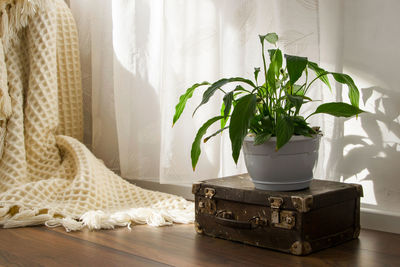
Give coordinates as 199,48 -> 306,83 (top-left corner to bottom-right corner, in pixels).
192,174 -> 363,212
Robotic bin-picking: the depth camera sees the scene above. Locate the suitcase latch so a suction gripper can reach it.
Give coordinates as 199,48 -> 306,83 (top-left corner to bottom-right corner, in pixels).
269,197 -> 295,230
198,188 -> 217,215
204,188 -> 215,199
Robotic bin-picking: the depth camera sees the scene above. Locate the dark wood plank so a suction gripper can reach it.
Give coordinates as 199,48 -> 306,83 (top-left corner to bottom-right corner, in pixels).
0,227 -> 169,267
0,225 -> 399,267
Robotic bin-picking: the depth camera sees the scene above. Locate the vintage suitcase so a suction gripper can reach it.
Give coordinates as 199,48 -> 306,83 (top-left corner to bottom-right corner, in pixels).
192,174 -> 363,255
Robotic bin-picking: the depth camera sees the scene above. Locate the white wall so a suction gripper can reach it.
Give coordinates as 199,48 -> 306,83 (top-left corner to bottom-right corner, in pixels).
319,0 -> 400,225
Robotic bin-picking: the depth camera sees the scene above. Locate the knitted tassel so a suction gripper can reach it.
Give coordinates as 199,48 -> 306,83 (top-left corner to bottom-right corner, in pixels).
2,208 -> 53,228
45,217 -> 84,232
79,204 -> 195,231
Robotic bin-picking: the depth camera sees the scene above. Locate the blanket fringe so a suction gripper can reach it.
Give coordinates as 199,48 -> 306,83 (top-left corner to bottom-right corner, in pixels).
1,202 -> 195,231
45,217 -> 84,232
78,203 -> 195,230
1,206 -> 53,228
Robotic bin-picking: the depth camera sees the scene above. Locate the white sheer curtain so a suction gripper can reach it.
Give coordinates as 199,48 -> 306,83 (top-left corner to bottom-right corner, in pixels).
70,0 -> 400,216
70,0 -> 320,185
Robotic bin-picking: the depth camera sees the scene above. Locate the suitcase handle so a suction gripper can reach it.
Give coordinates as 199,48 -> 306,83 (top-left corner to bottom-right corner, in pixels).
215,216 -> 254,229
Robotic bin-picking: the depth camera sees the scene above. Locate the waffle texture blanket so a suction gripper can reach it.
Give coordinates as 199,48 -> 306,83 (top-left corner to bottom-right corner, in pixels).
0,0 -> 194,231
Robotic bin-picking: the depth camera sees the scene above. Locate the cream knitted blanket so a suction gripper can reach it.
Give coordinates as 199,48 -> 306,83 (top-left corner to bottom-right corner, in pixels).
0,0 -> 194,231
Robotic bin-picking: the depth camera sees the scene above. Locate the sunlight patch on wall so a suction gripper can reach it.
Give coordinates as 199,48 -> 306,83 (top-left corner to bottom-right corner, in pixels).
342,144 -> 363,157
344,169 -> 377,206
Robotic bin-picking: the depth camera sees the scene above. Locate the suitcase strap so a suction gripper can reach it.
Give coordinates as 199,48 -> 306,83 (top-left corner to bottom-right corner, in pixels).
215,216 -> 254,229
214,210 -> 266,229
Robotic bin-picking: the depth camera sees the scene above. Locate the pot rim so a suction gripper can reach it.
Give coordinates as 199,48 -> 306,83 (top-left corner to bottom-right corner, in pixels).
244,133 -> 322,142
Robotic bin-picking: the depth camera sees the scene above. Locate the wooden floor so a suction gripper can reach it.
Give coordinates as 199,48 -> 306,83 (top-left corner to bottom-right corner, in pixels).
0,225 -> 399,267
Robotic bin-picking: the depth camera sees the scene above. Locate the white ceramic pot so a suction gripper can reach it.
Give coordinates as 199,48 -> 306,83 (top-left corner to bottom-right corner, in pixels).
243,135 -> 321,191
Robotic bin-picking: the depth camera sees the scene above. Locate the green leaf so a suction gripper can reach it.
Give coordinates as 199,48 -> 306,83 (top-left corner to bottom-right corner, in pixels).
308,61 -> 331,91
249,114 -> 263,134
193,77 -> 256,116
266,49 -> 281,90
260,115 -> 273,129
311,102 -> 365,118
220,103 -> 229,129
191,116 -> 224,170
267,61 -> 276,90
220,91 -> 234,128
220,87 -> 246,128
285,55 -> 308,85
254,67 -> 261,83
276,115 -> 294,150
258,84 -> 267,99
292,84 -> 306,96
287,95 -> 304,114
269,49 -> 283,79
266,49 -> 283,90
265,33 -> 278,45
259,33 -> 279,45
232,85 -> 249,94
223,91 -> 234,118
331,73 -> 360,107
172,81 -> 210,126
292,116 -> 308,127
204,127 -> 229,143
254,132 -> 272,145
293,116 -> 315,137
229,94 -> 257,164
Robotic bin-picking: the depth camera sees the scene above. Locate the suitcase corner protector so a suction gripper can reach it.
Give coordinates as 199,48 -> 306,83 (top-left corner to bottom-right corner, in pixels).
355,184 -> 364,197
353,226 -> 361,239
192,182 -> 203,195
290,241 -> 312,256
194,222 -> 204,234
291,195 -> 313,212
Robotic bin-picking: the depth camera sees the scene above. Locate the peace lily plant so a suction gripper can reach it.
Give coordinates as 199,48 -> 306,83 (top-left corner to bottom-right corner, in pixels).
173,33 -> 365,171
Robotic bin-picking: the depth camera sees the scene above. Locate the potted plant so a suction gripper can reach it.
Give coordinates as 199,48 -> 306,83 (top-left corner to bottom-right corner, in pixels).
172,33 -> 365,191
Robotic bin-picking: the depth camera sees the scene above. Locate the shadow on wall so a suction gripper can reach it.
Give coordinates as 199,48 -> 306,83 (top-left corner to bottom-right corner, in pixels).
326,86 -> 400,210
113,57 -> 160,179
113,56 -> 220,182
110,0 -> 160,179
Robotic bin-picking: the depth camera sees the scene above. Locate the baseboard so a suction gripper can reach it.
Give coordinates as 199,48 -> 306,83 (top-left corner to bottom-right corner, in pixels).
127,179 -> 194,201
127,179 -> 400,234
360,207 -> 400,234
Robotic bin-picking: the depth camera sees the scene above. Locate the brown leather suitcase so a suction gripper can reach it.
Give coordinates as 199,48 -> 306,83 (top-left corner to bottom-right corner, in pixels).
192,174 -> 363,255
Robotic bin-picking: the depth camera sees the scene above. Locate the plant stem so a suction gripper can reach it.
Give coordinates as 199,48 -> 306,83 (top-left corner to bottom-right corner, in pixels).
305,112 -> 315,121
305,67 -> 308,90
218,88 -> 227,94
305,71 -> 330,94
294,69 -> 308,116
260,41 -> 275,127
294,83 -> 306,95
261,42 -> 269,98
